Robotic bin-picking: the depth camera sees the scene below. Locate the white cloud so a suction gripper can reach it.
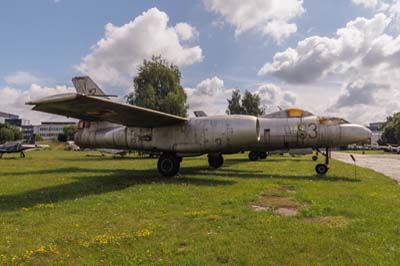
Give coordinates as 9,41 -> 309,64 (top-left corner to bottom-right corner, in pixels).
202,0 -> 305,43
76,8 -> 203,86
352,0 -> 400,30
174,23 -> 198,41
254,83 -> 297,113
330,79 -> 390,108
185,76 -> 232,116
4,71 -> 41,86
0,84 -> 75,125
185,77 -> 297,116
352,0 -> 390,10
258,13 -> 392,83
259,12 -> 400,124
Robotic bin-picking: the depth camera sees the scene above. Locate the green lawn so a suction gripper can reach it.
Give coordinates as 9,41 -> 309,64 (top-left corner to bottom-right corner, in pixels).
0,149 -> 399,265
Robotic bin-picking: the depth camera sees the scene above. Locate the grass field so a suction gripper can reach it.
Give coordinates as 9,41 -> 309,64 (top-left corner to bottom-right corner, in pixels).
0,149 -> 400,265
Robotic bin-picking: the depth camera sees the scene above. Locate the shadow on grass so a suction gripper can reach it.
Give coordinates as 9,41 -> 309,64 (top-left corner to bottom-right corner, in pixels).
0,166 -> 238,212
186,169 -> 360,183
64,155 -> 156,162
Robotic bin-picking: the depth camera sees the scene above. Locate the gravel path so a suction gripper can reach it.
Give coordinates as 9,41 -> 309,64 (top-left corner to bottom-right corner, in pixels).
332,152 -> 400,183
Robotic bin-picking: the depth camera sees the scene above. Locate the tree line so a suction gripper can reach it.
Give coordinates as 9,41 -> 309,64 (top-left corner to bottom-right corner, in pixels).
381,112 -> 400,145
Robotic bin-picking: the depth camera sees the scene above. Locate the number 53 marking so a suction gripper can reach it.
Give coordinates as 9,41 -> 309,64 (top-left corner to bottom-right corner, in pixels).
308,123 -> 318,138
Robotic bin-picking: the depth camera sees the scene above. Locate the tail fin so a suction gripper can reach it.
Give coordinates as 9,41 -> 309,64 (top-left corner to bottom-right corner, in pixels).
72,76 -> 107,97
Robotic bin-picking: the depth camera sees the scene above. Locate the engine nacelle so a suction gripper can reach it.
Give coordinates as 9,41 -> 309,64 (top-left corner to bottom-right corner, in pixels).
75,115 -> 260,154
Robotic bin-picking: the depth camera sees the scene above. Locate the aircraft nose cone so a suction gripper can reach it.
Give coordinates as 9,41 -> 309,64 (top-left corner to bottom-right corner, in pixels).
341,124 -> 372,144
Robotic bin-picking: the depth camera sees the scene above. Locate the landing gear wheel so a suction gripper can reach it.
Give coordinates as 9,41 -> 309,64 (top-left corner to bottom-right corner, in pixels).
157,153 -> 180,177
208,153 -> 224,169
315,164 -> 328,175
0,153 -> 3,159
312,155 -> 318,161
249,151 -> 259,161
20,152 -> 25,158
259,152 -> 268,160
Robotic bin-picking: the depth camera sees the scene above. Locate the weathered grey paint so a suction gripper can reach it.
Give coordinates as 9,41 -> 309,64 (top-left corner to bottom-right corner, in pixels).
250,115 -> 371,151
75,115 -> 260,155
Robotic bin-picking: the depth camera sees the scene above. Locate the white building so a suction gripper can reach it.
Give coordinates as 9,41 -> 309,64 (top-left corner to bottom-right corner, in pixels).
0,111 -> 19,124
34,122 -> 77,140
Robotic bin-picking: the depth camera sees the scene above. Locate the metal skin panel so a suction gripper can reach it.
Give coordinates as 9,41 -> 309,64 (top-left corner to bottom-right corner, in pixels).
75,115 -> 260,155
250,116 -> 371,151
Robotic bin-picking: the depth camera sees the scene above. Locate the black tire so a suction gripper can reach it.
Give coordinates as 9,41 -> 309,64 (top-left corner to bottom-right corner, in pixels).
208,154 -> 224,169
312,155 -> 318,161
315,164 -> 328,175
0,153 -> 3,159
157,153 -> 180,177
259,152 -> 268,160
248,151 -> 259,161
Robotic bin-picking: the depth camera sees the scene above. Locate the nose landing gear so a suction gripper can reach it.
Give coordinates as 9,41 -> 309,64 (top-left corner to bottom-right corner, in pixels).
315,147 -> 330,175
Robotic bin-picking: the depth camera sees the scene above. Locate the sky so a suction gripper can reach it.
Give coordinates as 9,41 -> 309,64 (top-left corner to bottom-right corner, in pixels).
0,0 -> 399,124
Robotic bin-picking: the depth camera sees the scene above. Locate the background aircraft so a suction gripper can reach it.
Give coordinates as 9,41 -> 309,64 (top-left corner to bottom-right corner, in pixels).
0,136 -> 49,159
28,76 -> 371,176
247,109 -> 372,174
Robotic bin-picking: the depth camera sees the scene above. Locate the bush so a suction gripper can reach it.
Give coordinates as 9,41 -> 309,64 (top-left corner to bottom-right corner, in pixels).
57,133 -> 68,142
0,123 -> 22,144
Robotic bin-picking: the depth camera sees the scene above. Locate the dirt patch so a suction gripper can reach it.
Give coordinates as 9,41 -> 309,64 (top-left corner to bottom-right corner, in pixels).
251,186 -> 301,216
302,216 -> 349,228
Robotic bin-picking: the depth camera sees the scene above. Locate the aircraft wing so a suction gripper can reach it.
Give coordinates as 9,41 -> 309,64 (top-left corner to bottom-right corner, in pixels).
27,93 -> 188,127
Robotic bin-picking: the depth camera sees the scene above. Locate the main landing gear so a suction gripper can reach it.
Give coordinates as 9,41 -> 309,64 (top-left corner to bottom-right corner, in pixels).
315,147 -> 330,175
248,151 -> 268,161
20,152 -> 25,158
208,153 -> 224,169
157,153 -> 181,177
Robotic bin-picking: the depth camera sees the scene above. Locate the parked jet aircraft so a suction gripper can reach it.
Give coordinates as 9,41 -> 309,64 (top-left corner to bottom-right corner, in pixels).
27,76 -> 260,177
27,76 -> 371,176
247,109 -> 372,174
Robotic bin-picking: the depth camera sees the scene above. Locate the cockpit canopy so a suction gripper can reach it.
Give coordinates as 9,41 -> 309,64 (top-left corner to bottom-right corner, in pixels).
319,117 -> 349,125
262,108 -> 350,125
262,108 -> 314,119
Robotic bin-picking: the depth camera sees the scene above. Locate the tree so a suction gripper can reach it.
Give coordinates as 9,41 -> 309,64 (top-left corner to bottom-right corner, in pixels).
226,89 -> 243,115
35,134 -> 43,142
63,125 -> 78,141
0,123 -> 22,144
126,56 -> 188,117
241,90 -> 265,116
381,112 -> 400,144
0,127 -> 14,144
226,89 -> 265,116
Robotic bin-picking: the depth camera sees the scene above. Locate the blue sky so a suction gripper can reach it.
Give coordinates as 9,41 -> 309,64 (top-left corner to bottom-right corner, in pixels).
0,0 -> 399,124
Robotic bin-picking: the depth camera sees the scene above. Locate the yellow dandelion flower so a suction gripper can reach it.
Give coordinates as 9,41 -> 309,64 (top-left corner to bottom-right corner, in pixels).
136,229 -> 153,237
48,244 -> 59,254
36,245 -> 46,253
